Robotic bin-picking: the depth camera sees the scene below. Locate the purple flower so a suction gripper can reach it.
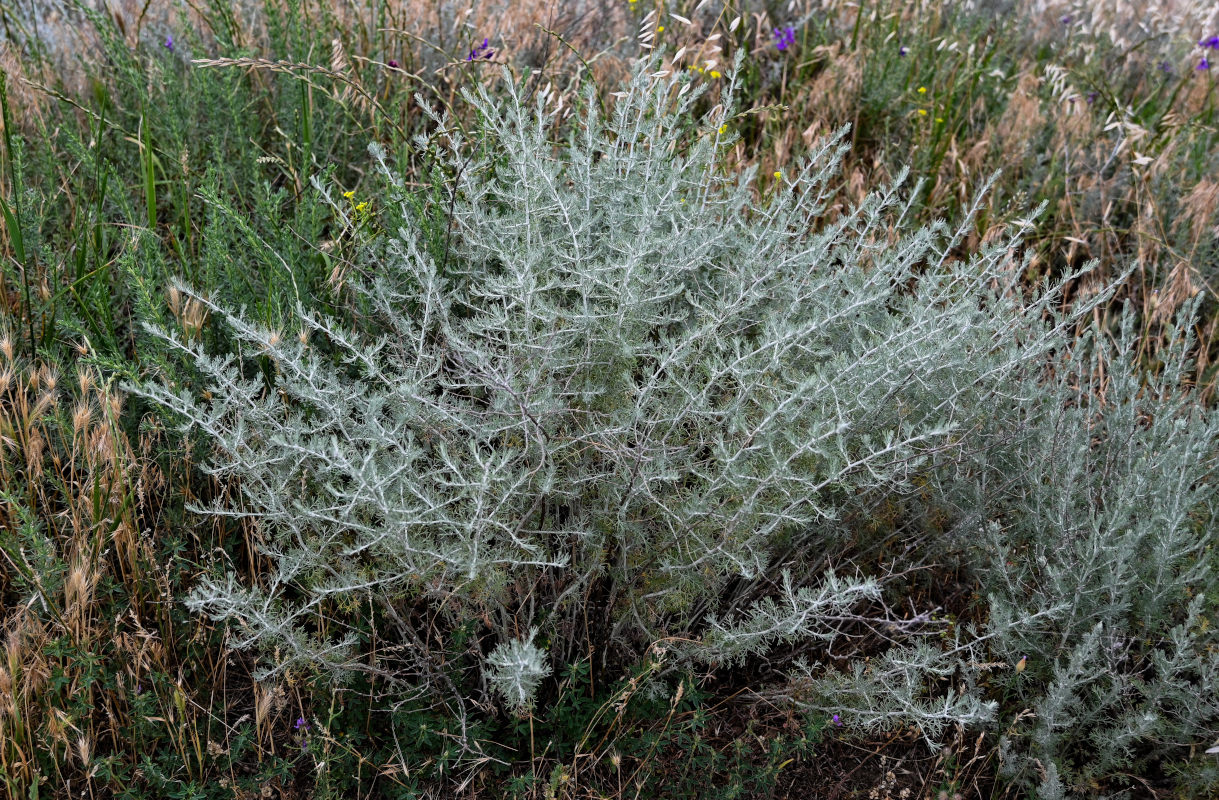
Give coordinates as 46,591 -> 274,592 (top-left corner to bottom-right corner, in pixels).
1198,36 -> 1219,50
388,59 -> 399,68
294,717 -> 309,731
1159,60 -> 1174,74
898,45 -> 908,56
1086,90 -> 1098,104
832,713 -> 842,727
163,34 -> 174,52
1060,14 -> 1071,24
1199,57 -> 1211,71
774,27 -> 796,52
467,37 -> 495,62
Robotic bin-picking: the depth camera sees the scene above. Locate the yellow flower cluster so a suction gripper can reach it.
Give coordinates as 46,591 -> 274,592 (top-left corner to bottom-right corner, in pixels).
343,190 -> 370,221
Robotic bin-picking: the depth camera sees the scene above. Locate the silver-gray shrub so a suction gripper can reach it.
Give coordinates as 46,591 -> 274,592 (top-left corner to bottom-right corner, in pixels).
935,307 -> 1219,795
129,55 -> 1141,763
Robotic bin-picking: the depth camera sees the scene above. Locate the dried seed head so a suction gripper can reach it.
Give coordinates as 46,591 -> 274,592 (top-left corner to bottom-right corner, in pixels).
32,392 -> 56,419
181,299 -> 209,338
254,682 -> 276,727
167,285 -> 182,316
0,336 -> 12,362
72,401 -> 92,434
66,562 -> 93,611
39,365 -> 58,392
5,627 -> 21,671
46,708 -> 68,745
0,667 -> 12,714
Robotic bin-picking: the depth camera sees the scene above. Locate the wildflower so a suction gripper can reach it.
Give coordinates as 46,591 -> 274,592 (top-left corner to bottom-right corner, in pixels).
388,59 -> 399,68
935,117 -> 943,123
710,70 -> 721,79
718,124 -> 727,134
898,46 -> 908,56
1086,90 -> 1098,103
773,170 -> 782,179
832,714 -> 842,726
774,27 -> 796,51
294,717 -> 309,730
163,34 -> 174,52
355,202 -> 368,213
917,108 -> 927,116
1060,14 -> 1071,24
917,85 -> 927,94
1199,36 -> 1219,50
467,38 -> 495,62
343,190 -> 355,199
1199,57 -> 1211,71
657,26 -> 664,32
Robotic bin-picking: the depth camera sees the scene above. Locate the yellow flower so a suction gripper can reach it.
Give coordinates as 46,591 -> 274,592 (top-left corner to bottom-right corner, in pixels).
342,190 -> 355,199
935,117 -> 944,123
718,124 -> 727,134
917,86 -> 927,94
657,25 -> 664,32
355,202 -> 368,212
773,170 -> 782,179
917,108 -> 927,116
710,70 -> 721,79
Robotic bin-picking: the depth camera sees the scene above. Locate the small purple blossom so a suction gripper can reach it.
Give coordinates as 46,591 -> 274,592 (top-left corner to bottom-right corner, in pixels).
774,27 -> 796,52
1159,60 -> 1174,74
467,38 -> 495,62
1086,90 -> 1099,104
898,45 -> 908,56
163,34 -> 174,52
388,59 -> 399,68
1199,56 -> 1211,71
294,717 -> 309,731
1198,36 -> 1219,50
1060,14 -> 1071,24
832,713 -> 842,726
